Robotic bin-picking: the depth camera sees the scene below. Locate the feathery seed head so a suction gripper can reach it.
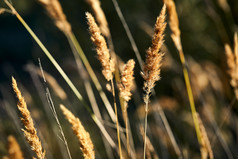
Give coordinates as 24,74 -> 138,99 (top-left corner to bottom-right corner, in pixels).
38,0 -> 71,34
142,5 -> 166,94
60,105 -> 95,159
86,12 -> 114,81
12,77 -> 45,159
197,113 -> 213,159
85,0 -> 109,37
163,0 -> 181,51
225,33 -> 238,99
7,135 -> 24,159
118,59 -> 135,110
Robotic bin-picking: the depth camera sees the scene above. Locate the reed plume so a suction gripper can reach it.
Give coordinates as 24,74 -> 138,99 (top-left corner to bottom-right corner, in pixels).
60,105 -> 95,159
164,0 -> 203,151
38,0 -> 71,34
142,4 -> 166,94
12,77 -> 45,159
86,12 -> 115,81
85,0 -> 109,37
225,33 -> 238,99
118,59 -> 135,110
197,113 -> 214,159
86,12 -> 123,158
163,0 -> 181,51
7,135 -> 24,159
141,5 -> 166,159
117,59 -> 135,156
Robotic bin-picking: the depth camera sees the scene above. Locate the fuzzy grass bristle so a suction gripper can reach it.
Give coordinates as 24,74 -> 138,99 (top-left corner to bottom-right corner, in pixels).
60,105 -> 95,159
142,4 -> 166,94
118,59 -> 135,108
7,135 -> 24,159
225,33 -> 238,99
163,0 -> 181,50
85,0 -> 109,37
12,77 -> 45,159
86,12 -> 114,81
38,0 -> 71,34
196,113 -> 214,159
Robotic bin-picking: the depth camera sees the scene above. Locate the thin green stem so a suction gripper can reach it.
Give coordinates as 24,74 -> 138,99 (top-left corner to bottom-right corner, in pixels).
143,93 -> 149,159
110,79 -> 122,159
4,0 -> 116,149
66,32 -> 117,123
178,49 -> 202,145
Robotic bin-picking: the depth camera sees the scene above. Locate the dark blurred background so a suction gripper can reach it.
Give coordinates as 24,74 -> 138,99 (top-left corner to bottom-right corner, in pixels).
1,0 -> 238,158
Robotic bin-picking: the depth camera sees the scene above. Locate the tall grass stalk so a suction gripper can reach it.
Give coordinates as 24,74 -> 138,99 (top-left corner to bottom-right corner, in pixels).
164,0 -> 202,150
141,5 -> 166,159
4,0 -> 117,150
86,12 -> 122,158
111,1 -> 182,158
65,32 -> 117,123
38,60 -> 72,159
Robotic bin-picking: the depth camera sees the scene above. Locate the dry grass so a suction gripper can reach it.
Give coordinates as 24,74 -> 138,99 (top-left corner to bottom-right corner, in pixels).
60,105 -> 95,159
1,0 -> 238,159
7,135 -> 24,159
86,12 -> 115,82
142,5 -> 166,159
37,0 -> 71,34
12,77 -> 45,159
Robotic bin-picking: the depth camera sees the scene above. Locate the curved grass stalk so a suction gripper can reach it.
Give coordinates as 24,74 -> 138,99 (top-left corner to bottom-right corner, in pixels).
66,32 -> 117,123
179,50 -> 202,145
110,79 -> 122,159
4,0 -> 116,150
111,0 -> 144,69
111,1 -> 182,158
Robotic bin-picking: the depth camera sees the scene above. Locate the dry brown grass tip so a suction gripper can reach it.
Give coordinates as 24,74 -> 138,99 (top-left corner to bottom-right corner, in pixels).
197,113 -> 213,159
38,0 -> 71,34
163,0 -> 181,51
85,0 -> 109,37
118,59 -> 135,110
142,4 -> 166,94
7,135 -> 24,159
12,77 -> 45,159
86,12 -> 114,81
60,105 -> 95,159
225,33 -> 238,99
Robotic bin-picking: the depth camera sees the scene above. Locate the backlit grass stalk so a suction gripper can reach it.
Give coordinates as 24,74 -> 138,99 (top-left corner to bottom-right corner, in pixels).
86,12 -> 122,158
141,5 -> 166,159
225,33 -> 238,99
37,0 -> 117,123
61,105 -> 95,159
164,0 -> 202,147
118,59 -> 135,156
196,113 -> 214,159
12,77 -> 45,159
111,1 -> 181,158
7,135 -> 24,159
4,0 -> 116,150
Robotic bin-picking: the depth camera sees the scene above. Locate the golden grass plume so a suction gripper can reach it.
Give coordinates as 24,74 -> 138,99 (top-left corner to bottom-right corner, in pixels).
85,0 -> 109,37
60,104 -> 95,159
12,77 -> 45,159
197,113 -> 213,159
38,0 -> 71,34
7,135 -> 24,159
142,4 -> 166,94
225,33 -> 238,99
118,59 -> 135,109
86,12 -> 114,81
163,0 -> 181,51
